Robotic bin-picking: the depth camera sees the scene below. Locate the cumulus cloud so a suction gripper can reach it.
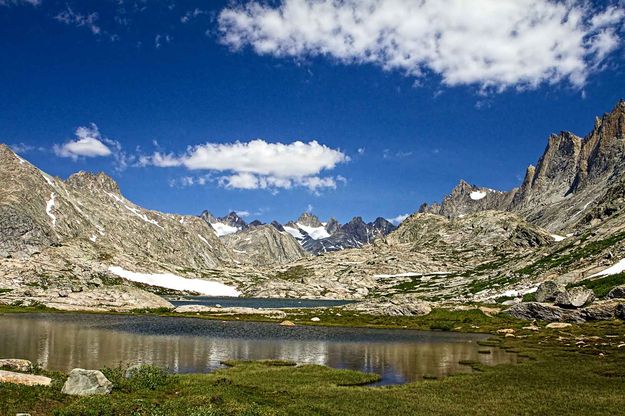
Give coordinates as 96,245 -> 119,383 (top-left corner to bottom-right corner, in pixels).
388,213 -> 409,225
218,0 -> 625,90
142,139 -> 349,193
53,123 -> 133,170
54,124 -> 112,159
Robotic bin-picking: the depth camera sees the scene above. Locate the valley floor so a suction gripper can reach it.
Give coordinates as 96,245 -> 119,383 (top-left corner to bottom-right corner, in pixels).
1,306 -> 624,415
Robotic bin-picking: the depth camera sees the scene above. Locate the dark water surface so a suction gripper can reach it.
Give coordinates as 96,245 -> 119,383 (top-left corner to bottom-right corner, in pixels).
169,296 -> 354,308
0,313 -> 520,384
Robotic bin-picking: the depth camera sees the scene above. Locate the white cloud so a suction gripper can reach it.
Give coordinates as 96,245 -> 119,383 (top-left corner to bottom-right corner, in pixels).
54,124 -> 112,159
53,123 -> 133,170
142,139 -> 349,193
0,0 -> 40,6
218,0 -> 625,90
388,213 -> 409,225
357,147 -> 365,155
235,210 -> 250,217
55,6 -> 101,35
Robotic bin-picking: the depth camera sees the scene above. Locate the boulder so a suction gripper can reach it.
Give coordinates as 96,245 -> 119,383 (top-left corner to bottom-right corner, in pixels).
582,302 -> 619,321
554,287 -> 595,308
310,317 -> 321,322
0,358 -> 32,372
607,285 -> 625,299
61,369 -> 113,396
616,304 -> 625,320
279,320 -> 296,326
546,322 -> 572,329
0,370 -> 51,386
504,302 -> 585,322
534,280 -> 566,302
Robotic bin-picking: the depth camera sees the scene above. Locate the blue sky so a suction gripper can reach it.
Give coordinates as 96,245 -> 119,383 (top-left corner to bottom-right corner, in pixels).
1,0 -> 624,224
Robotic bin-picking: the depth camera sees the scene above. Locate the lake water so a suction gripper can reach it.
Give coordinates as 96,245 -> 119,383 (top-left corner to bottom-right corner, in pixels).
0,313 -> 520,384
169,296 -> 354,308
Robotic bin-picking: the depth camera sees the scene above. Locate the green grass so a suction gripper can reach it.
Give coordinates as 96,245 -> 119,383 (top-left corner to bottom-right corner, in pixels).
519,231 -> 625,276
567,272 -> 625,298
3,321 -> 625,415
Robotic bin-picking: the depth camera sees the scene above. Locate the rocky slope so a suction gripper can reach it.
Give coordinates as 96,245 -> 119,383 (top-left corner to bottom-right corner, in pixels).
0,144 -> 246,309
420,100 -> 625,233
222,224 -> 307,266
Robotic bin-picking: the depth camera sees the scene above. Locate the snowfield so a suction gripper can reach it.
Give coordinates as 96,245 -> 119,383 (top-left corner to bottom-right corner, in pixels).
283,226 -> 304,240
108,266 -> 241,297
297,223 -> 331,240
551,234 -> 566,242
469,191 -> 486,200
589,258 -> 625,278
211,222 -> 239,237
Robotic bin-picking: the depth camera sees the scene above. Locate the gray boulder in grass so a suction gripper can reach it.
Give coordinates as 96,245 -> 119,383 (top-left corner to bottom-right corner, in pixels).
61,368 -> 113,396
554,287 -> 595,309
534,280 -> 565,303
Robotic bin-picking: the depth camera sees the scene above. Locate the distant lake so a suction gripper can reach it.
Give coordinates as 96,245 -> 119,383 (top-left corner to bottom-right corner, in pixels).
169,296 -> 354,309
0,313 -> 520,385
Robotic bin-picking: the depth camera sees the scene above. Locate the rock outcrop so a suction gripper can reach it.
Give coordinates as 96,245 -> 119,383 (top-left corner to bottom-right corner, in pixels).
222,224 -> 306,266
62,369 -> 113,396
419,101 -> 625,232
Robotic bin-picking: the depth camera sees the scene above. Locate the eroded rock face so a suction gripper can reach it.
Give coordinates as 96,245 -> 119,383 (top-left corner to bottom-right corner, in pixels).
535,280 -> 566,303
61,369 -> 113,396
554,287 -> 595,309
343,294 -> 431,316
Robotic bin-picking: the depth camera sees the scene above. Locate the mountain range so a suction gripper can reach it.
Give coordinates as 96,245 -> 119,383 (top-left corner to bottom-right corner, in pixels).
200,210 -> 397,255
2,100 -> 625,310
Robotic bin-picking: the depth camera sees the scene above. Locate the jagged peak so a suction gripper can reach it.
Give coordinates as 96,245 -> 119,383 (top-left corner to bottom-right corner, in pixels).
296,212 -> 323,227
200,210 -> 216,223
66,171 -> 120,194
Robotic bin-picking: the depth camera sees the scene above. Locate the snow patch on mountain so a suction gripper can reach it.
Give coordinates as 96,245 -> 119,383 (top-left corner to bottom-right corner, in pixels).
108,266 -> 241,296
589,258 -> 625,278
297,223 -> 330,240
211,222 -> 239,237
470,191 -> 487,200
46,193 -> 56,226
283,226 -> 304,240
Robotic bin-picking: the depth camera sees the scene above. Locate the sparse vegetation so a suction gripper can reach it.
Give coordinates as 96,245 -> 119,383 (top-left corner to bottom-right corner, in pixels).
519,231 -> 625,276
270,265 -> 312,282
567,272 -> 625,298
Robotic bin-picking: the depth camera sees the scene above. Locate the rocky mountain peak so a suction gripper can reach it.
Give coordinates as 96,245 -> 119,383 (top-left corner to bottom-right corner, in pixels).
66,171 -> 121,195
325,217 -> 341,234
372,217 -> 396,234
200,210 -> 217,223
221,211 -> 248,229
296,212 -> 323,227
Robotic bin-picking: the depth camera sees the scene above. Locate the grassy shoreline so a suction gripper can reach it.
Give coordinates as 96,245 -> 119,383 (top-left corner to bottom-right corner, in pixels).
1,305 -> 625,415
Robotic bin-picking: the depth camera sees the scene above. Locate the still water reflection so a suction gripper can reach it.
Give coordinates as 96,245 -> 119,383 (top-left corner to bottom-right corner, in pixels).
0,313 -> 519,384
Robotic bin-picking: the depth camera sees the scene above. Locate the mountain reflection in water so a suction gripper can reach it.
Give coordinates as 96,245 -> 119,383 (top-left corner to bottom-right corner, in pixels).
0,313 -> 519,384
